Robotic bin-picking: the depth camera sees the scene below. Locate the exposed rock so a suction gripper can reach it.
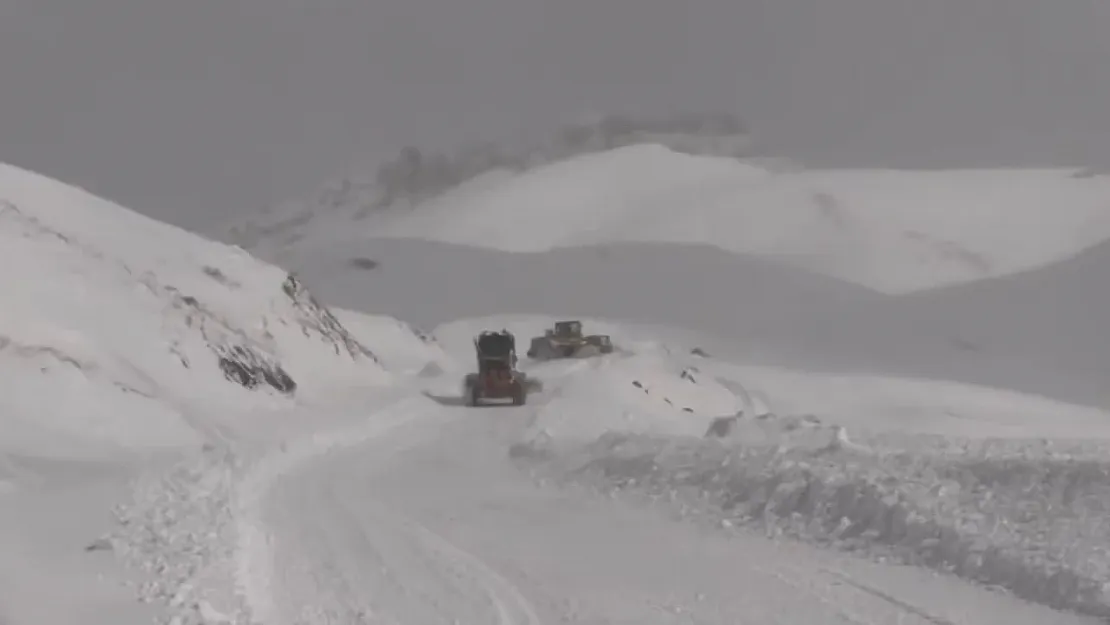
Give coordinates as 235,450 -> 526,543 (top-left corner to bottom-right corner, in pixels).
281,273 -> 378,362
705,414 -> 742,438
216,344 -> 296,394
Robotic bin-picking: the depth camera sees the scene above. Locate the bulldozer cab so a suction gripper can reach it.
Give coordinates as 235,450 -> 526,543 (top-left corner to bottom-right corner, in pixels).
551,320 -> 582,338
527,320 -> 613,360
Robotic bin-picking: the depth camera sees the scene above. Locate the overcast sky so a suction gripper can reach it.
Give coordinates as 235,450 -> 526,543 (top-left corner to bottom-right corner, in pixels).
2,0 -> 1108,233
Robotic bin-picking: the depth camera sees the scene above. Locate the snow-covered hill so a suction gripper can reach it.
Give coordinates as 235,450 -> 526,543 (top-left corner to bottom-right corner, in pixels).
229,144 -> 1110,294
0,162 -> 454,624
0,162 -> 419,459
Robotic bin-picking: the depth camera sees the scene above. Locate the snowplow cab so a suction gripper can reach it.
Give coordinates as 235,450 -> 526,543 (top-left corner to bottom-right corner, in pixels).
475,330 -> 516,362
465,330 -> 528,406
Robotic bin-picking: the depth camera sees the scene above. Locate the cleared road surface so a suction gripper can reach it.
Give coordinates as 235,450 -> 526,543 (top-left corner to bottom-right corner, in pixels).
257,396 -> 1097,625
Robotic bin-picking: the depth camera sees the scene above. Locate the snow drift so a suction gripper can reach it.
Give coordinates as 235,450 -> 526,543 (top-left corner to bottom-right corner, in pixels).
0,163 -> 388,458
231,144 -> 1110,294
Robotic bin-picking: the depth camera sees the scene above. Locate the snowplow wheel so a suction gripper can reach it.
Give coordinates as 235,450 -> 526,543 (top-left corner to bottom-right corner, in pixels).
511,382 -> 526,406
466,381 -> 481,407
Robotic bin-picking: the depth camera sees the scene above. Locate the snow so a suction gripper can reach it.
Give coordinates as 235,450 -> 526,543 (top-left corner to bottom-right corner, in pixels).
6,149 -> 1110,625
0,162 -> 430,624
260,398 -> 1089,625
0,461 -> 163,625
232,144 -> 1110,294
329,308 -> 448,376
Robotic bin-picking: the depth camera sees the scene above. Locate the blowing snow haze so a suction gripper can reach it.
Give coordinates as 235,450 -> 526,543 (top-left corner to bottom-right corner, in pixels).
8,2 -> 1110,623
2,0 -> 1110,231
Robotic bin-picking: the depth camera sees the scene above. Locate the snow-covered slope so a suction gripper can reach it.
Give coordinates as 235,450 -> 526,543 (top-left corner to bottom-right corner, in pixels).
0,163 -> 457,625
0,162 -> 391,459
329,308 -> 447,376
889,239 -> 1110,402
231,144 -> 1110,294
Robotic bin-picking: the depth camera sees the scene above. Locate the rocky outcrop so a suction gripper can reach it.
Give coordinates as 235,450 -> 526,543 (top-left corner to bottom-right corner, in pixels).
163,272 -> 376,396
215,343 -> 296,393
280,273 -> 378,362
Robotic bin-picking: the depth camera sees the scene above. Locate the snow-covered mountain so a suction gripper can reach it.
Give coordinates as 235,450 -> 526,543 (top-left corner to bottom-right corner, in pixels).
226,113 -> 760,250
8,153 -> 1110,624
0,162 -> 441,459
228,143 -> 1110,295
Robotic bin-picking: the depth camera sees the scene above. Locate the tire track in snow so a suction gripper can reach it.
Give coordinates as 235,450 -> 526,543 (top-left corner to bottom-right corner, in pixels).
282,439 -> 545,624
371,506 -> 544,625
231,395 -> 433,625
820,569 -> 958,625
233,392 -> 544,625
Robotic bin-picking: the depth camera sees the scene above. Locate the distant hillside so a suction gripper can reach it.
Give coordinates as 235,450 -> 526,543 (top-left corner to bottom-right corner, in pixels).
227,140 -> 1110,295
225,112 -> 766,249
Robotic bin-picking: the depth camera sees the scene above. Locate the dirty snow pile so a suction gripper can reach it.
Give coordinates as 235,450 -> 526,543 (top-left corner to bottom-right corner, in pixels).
231,143 -> 1110,294
502,325 -> 1110,619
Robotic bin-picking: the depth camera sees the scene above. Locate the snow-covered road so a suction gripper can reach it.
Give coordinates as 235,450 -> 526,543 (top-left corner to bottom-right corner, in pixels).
251,393 -> 1096,625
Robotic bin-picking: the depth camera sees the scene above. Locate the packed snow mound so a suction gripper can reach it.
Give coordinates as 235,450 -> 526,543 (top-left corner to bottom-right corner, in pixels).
524,351 -> 745,445
233,144 -> 1110,294
500,320 -> 1110,449
0,163 -> 389,457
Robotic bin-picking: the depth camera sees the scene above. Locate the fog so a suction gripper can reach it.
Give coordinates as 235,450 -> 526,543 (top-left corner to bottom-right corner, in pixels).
2,0 -> 1108,232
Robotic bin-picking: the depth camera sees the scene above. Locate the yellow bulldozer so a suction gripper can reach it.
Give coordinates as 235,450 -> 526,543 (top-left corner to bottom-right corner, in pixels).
526,320 -> 614,360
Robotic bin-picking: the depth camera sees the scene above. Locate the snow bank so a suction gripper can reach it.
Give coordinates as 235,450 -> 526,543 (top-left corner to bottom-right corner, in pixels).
109,445 -> 243,623
534,433 -> 1110,619
236,143 -> 1110,293
509,341 -> 1110,619
0,163 -> 390,457
522,351 -> 743,444
705,363 -> 1110,440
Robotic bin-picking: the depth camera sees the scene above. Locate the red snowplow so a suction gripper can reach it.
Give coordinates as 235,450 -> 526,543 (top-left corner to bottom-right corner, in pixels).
463,330 -> 532,406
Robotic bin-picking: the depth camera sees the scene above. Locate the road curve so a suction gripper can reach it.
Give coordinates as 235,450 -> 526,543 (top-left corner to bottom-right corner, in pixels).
255,395 -> 1098,625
